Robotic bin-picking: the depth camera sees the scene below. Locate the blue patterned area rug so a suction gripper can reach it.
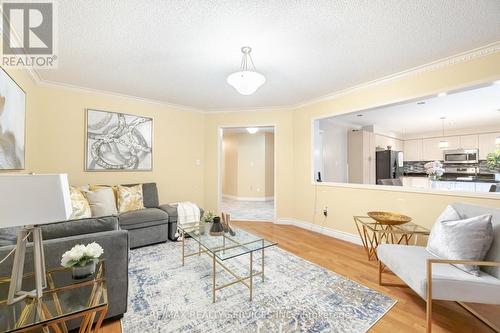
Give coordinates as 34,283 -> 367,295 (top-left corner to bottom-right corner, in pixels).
122,241 -> 395,332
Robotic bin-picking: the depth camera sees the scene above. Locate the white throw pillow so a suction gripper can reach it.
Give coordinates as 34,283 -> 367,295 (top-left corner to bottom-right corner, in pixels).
427,205 -> 493,276
83,187 -> 118,217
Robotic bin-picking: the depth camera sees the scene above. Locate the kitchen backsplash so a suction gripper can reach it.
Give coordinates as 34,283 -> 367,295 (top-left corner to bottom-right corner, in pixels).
403,160 -> 499,174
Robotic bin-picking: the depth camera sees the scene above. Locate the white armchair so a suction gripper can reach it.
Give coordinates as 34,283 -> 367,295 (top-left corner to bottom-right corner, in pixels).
377,203 -> 500,333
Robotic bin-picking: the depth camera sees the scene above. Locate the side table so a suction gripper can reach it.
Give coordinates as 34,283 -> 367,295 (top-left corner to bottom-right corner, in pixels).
0,261 -> 108,333
353,216 -> 430,261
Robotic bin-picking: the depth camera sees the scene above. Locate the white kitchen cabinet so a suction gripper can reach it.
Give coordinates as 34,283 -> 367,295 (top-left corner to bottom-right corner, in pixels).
422,136 -> 460,161
403,139 -> 423,161
422,138 -> 444,161
478,132 -> 500,160
459,135 -> 479,150
375,135 -> 403,152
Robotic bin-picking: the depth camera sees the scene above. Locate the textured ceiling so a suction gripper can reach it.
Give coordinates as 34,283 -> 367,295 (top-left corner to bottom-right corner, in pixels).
37,0 -> 500,111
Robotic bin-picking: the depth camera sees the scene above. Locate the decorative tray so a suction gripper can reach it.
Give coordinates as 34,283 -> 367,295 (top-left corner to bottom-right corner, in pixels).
367,211 -> 412,225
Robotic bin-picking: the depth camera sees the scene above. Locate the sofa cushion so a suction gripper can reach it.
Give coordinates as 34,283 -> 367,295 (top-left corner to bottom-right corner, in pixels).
0,226 -> 20,246
119,208 -> 168,229
123,183 -> 159,208
69,186 -> 91,219
427,206 -> 493,276
451,203 -> 500,279
40,216 -> 119,240
378,244 -> 500,304
84,187 -> 118,217
117,185 -> 145,213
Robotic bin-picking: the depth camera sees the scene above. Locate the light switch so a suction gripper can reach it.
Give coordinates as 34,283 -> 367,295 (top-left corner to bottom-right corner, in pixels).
195,159 -> 201,166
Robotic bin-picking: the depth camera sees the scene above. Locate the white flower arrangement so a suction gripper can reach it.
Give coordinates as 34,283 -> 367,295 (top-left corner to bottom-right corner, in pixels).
424,160 -> 444,179
61,242 -> 104,268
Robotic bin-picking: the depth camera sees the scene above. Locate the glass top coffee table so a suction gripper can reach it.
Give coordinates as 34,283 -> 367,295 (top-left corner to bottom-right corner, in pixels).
178,223 -> 277,303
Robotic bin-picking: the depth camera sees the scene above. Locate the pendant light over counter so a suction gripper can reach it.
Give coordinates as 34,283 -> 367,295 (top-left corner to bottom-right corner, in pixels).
439,117 -> 449,150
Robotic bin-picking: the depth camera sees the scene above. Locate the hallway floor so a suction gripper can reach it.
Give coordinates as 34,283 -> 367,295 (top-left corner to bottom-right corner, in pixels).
220,197 -> 275,221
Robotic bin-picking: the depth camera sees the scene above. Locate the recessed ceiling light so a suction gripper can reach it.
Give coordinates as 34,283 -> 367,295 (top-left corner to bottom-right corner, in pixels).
246,127 -> 259,134
417,101 -> 426,105
356,114 -> 363,117
437,92 -> 447,97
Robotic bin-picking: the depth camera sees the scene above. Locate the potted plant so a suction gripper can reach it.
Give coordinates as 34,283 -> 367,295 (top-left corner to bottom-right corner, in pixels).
424,160 -> 444,181
61,242 -> 103,279
486,149 -> 500,181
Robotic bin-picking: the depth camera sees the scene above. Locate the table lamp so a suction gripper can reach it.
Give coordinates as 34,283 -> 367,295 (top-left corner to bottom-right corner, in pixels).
0,174 -> 72,304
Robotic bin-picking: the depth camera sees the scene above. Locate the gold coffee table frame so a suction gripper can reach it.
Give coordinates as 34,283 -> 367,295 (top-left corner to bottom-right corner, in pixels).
0,261 -> 108,333
354,216 -> 430,261
179,224 -> 277,303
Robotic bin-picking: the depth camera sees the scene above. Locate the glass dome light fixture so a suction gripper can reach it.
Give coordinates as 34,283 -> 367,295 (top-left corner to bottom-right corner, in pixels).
226,46 -> 266,95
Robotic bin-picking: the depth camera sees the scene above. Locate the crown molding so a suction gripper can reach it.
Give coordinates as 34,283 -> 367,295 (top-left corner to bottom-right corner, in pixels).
34,78 -> 206,113
292,41 -> 500,110
25,41 -> 500,114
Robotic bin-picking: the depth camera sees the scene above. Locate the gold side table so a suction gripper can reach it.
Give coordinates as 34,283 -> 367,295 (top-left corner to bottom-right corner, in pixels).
0,261 -> 108,333
353,216 -> 430,261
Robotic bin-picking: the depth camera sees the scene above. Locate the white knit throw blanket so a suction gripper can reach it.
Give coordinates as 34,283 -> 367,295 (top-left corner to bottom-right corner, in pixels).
175,201 -> 200,226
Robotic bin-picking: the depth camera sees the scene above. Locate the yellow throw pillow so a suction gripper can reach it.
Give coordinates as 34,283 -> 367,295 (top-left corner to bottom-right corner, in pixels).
69,186 -> 92,219
117,184 -> 145,213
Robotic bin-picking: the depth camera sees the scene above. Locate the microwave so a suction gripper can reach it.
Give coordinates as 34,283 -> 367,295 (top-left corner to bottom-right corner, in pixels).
443,149 -> 479,164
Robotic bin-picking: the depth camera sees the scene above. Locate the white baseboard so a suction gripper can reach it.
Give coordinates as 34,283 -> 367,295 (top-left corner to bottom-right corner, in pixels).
222,194 -> 274,202
275,218 -> 362,246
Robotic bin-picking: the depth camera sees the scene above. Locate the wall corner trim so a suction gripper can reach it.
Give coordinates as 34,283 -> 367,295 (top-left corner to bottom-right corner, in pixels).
275,218 -> 362,246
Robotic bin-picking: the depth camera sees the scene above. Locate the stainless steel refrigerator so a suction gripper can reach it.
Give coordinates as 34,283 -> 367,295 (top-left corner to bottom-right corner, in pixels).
376,150 -> 404,184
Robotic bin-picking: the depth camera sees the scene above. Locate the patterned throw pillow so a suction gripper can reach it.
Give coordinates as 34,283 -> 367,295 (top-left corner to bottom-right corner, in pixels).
69,186 -> 92,219
117,184 -> 145,213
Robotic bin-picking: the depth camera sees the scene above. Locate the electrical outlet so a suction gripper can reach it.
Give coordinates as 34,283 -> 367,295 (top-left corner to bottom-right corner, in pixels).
323,206 -> 328,217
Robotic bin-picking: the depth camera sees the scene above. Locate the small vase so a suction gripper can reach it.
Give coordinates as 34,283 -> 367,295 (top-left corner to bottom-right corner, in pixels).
209,217 -> 224,236
72,261 -> 96,280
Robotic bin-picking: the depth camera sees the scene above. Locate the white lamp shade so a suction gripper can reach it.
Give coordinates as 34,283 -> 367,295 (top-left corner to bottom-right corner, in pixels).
0,174 -> 72,227
226,70 -> 266,95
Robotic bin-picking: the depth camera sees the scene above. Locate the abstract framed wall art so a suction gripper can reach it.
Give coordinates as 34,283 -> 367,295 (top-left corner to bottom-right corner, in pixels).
0,68 -> 26,170
85,109 -> 153,171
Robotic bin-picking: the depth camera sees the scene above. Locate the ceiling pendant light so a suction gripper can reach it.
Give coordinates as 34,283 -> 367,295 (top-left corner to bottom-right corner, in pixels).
246,127 -> 259,134
439,117 -> 449,150
226,46 -> 266,95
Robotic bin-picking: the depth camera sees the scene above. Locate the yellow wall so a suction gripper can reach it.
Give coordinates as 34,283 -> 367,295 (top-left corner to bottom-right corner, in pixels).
221,134 -> 238,196
3,68 -> 205,205
265,132 -> 274,197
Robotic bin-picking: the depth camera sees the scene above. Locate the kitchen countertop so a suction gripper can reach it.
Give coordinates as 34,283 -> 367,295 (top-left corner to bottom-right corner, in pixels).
403,173 -> 497,183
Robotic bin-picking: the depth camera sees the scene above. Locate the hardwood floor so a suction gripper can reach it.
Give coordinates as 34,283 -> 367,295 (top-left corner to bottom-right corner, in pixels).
101,221 -> 496,333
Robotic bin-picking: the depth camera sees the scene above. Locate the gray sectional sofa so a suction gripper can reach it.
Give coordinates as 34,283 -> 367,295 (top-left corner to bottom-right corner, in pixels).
0,182 -> 203,326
